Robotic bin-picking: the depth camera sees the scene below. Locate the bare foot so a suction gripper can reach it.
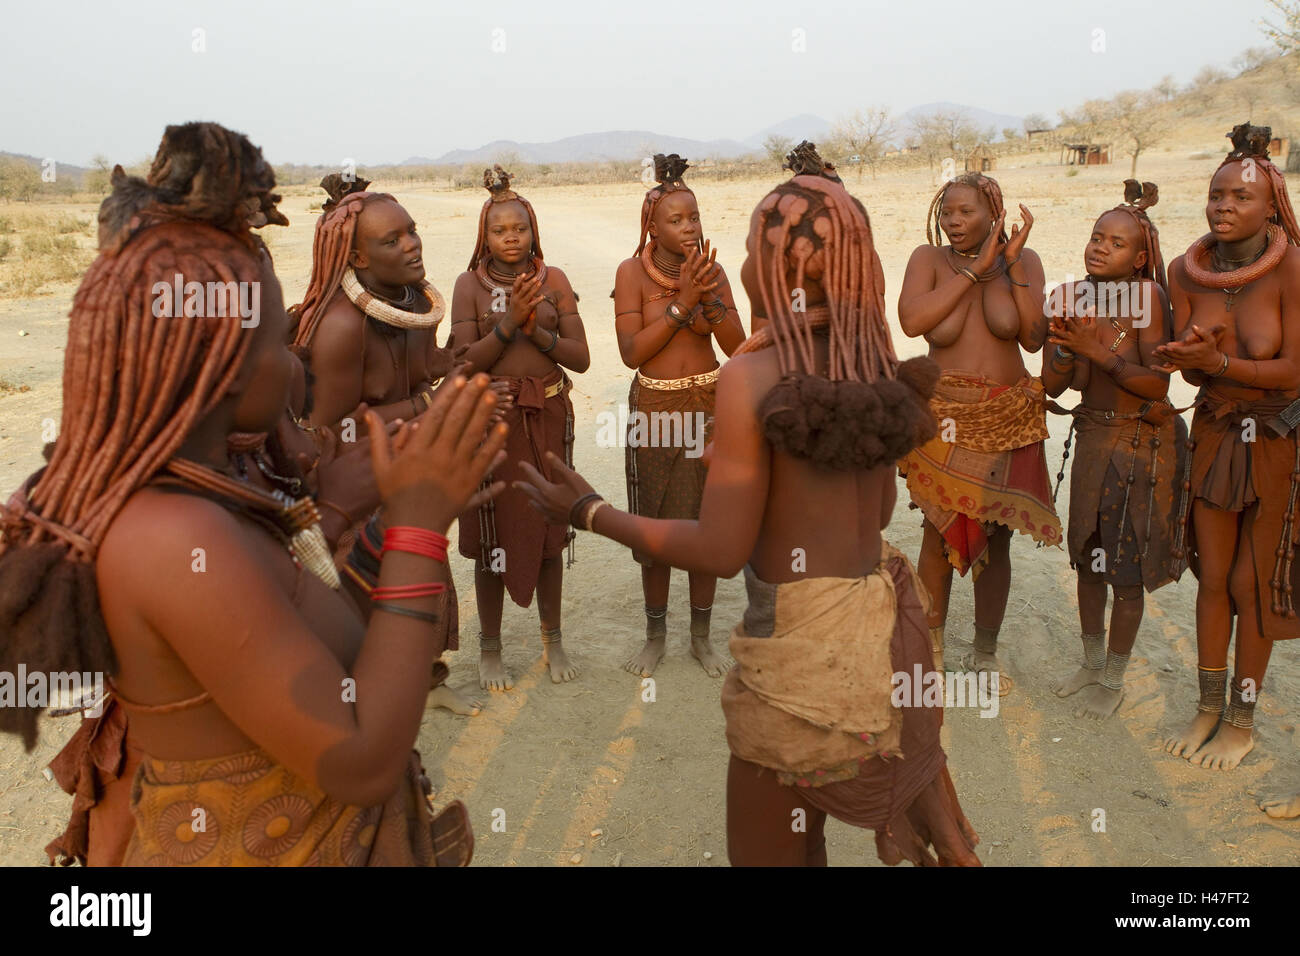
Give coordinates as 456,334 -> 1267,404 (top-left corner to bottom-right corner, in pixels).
543,640 -> 579,683
970,649 -> 1013,697
1074,683 -> 1123,720
690,636 -> 726,678
1188,723 -> 1254,770
428,683 -> 483,716
479,650 -> 514,691
623,636 -> 665,677
1260,791 -> 1300,819
1051,665 -> 1101,698
1163,710 -> 1220,757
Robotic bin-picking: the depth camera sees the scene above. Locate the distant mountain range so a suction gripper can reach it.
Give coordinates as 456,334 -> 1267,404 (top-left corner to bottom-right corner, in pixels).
897,101 -> 1026,144
1,104 -> 1024,174
400,105 -> 1020,166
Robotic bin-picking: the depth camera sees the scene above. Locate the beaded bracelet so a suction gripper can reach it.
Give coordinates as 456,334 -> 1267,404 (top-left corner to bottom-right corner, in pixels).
373,603 -> 440,626
383,526 -> 450,563
371,582 -> 448,600
584,500 -> 610,532
567,492 -> 603,528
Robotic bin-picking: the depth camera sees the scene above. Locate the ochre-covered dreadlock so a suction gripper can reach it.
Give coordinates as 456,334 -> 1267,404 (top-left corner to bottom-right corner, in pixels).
926,172 -> 1009,247
290,187 -> 398,346
320,172 -> 372,214
97,122 -> 287,255
735,143 -> 938,470
1219,122 -> 1300,244
1182,123 -> 1300,293
1104,179 -> 1167,290
0,124 -> 285,749
468,165 -> 545,270
636,153 -> 694,255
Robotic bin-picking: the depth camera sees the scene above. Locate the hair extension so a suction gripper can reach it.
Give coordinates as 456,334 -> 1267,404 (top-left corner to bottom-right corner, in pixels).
1219,122 -> 1300,245
636,153 -> 694,255
320,172 -> 372,214
97,122 -> 287,255
468,165 -> 545,270
737,143 -> 938,470
290,188 -> 398,346
1103,179 -> 1167,290
0,124 -> 284,750
926,172 -> 1009,248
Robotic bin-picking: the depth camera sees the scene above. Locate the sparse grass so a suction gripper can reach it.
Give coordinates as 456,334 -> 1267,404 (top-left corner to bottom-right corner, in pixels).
0,379 -> 32,397
0,207 -> 96,297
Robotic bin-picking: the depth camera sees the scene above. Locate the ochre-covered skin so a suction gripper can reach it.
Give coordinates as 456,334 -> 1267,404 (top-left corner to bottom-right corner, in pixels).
516,151 -> 978,866
296,193 -> 450,434
1152,126 -> 1300,774
448,174 -> 591,690
1041,185 -> 1184,721
613,158 -> 746,679
3,123 -> 508,865
897,172 -> 1053,689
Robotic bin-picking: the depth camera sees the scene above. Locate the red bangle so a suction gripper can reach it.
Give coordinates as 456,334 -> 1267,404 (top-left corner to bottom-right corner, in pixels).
370,582 -> 447,601
383,526 -> 449,562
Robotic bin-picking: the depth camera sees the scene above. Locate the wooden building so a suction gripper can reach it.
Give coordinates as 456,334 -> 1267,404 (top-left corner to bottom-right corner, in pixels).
1061,143 -> 1110,165
965,145 -> 996,173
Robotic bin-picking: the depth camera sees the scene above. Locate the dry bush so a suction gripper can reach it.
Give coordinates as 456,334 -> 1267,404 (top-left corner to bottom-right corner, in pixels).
0,210 -> 95,297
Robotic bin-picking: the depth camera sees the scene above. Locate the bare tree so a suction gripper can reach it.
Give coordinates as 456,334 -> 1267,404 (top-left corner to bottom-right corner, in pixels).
1022,113 -> 1051,134
831,106 -> 895,179
1237,77 -> 1265,118
1262,0 -> 1300,54
913,108 -> 984,173
1111,91 -> 1169,178
762,134 -> 794,168
1154,75 -> 1180,101
1058,98 -> 1115,146
1233,45 -> 1278,74
1188,65 -> 1229,108
84,154 -> 113,195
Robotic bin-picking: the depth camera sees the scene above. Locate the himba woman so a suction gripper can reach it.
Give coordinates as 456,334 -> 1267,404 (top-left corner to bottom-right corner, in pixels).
516,143 -> 979,866
1042,181 -> 1187,720
290,178 -> 483,717
613,154 -> 746,678
897,172 -> 1058,693
1153,123 -> 1300,773
449,168 -> 591,689
0,122 -> 506,866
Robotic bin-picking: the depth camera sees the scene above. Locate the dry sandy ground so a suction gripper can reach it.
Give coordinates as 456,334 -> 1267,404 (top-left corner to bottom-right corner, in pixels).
2,146 -> 1299,866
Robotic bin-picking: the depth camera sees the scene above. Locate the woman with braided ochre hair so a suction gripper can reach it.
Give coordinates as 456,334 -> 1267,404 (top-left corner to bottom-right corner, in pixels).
292,176 -> 482,717
1042,181 -> 1187,720
613,153 -> 746,679
449,167 -> 591,689
897,171 -> 1057,695
291,180 -> 452,433
0,122 -> 506,866
517,144 -> 979,866
1153,123 -> 1300,774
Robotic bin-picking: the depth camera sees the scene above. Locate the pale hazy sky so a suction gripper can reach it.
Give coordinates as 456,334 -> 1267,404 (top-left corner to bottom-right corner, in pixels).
0,0 -> 1281,167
